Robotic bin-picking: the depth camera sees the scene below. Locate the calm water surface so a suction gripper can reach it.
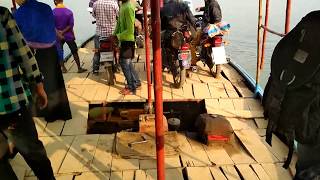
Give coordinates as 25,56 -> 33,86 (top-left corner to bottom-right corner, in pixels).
3,0 -> 319,87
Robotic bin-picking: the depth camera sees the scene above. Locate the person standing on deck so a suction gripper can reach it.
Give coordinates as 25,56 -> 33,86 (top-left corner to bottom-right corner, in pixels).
0,7 -> 55,180
53,0 -> 88,73
190,0 -> 222,68
92,0 -> 119,74
14,0 -> 72,122
114,0 -> 141,95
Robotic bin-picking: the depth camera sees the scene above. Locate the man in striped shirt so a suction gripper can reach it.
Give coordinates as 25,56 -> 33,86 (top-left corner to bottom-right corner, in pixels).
92,0 -> 119,74
0,7 -> 55,180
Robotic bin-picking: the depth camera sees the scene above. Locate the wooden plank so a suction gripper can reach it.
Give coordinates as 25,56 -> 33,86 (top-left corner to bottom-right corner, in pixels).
40,136 -> 74,174
55,175 -> 75,180
261,163 -> 292,180
250,164 -> 271,180
221,64 -> 244,82
221,165 -> 241,180
235,130 -> 277,163
139,157 -> 181,169
185,133 -> 212,166
245,98 -> 263,111
122,170 -> 135,180
226,118 -> 255,131
75,172 -> 109,180
141,83 -> 154,100
145,168 -> 184,180
261,134 -> 289,162
65,73 -> 87,85
59,134 -> 100,173
219,99 -> 235,110
92,85 -> 109,102
44,120 -> 65,136
236,164 -> 259,180
91,134 -> 114,172
11,165 -> 26,180
62,101 -> 88,136
233,81 -> 254,98
111,158 -> 139,171
186,167 -> 213,180
224,81 -> 239,98
223,135 -> 256,164
182,83 -> 194,99
172,85 -> 185,99
232,99 -> 250,110
81,85 -> 100,102
66,84 -> 86,102
209,167 -> 228,180
162,85 -> 172,100
193,83 -> 211,99
205,99 -> 220,111
204,143 -> 234,165
135,170 -> 147,180
256,128 -> 267,137
254,118 -> 268,129
208,83 -> 229,98
110,171 -> 123,180
107,86 -> 125,101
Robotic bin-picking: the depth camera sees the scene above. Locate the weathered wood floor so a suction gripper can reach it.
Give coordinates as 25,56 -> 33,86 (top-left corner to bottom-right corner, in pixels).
11,40 -> 296,180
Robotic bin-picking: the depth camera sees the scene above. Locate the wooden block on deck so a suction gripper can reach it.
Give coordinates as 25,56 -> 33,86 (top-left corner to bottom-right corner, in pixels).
250,164 -> 271,180
261,163 -> 292,180
208,83 -> 229,98
59,134 -> 100,173
235,130 -> 277,163
40,136 -> 74,174
209,167 -> 228,180
11,164 -> 26,180
220,165 -> 241,180
236,164 -> 259,180
91,134 -> 115,172
75,172 -> 110,180
62,101 -> 88,136
186,167 -> 213,180
193,83 -> 211,99
111,158 -> 139,171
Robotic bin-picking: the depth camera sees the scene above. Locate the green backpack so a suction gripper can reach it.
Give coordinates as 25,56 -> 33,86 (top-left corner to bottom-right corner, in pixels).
262,11 -> 320,168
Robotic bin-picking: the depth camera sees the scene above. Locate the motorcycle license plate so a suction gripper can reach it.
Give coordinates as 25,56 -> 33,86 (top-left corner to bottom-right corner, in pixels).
178,51 -> 191,68
100,52 -> 114,62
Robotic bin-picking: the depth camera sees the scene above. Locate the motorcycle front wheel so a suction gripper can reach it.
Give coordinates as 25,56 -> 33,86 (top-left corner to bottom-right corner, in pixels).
173,66 -> 186,88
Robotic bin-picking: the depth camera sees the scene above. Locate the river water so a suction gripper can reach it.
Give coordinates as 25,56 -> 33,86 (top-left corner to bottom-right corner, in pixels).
2,0 -> 319,87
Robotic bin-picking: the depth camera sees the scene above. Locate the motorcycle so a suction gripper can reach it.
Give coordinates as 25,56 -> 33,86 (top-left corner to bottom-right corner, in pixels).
99,37 -> 116,85
162,24 -> 192,88
196,17 -> 229,78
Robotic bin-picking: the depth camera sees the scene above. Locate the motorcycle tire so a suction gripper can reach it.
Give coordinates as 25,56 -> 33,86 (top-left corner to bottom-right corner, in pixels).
105,64 -> 115,85
173,66 -> 186,89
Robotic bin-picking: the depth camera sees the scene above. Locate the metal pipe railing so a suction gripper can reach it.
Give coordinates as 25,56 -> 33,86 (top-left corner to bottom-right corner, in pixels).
256,0 -> 292,91
150,0 -> 165,179
143,0 -> 153,113
285,0 -> 292,33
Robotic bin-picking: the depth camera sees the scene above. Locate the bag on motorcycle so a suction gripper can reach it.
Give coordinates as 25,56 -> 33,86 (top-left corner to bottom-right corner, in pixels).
262,11 -> 320,169
120,41 -> 135,59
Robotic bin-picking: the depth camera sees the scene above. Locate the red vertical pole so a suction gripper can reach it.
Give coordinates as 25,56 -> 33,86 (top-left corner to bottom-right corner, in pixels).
150,0 -> 165,179
143,0 -> 152,111
256,0 -> 263,88
285,0 -> 292,34
260,0 -> 270,70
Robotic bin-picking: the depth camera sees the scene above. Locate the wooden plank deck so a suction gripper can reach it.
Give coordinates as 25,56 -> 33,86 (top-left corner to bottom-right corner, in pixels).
11,40 -> 294,180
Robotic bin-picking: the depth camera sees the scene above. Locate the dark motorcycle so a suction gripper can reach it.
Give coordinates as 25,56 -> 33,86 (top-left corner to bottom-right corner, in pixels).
99,37 -> 116,85
162,25 -> 192,88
